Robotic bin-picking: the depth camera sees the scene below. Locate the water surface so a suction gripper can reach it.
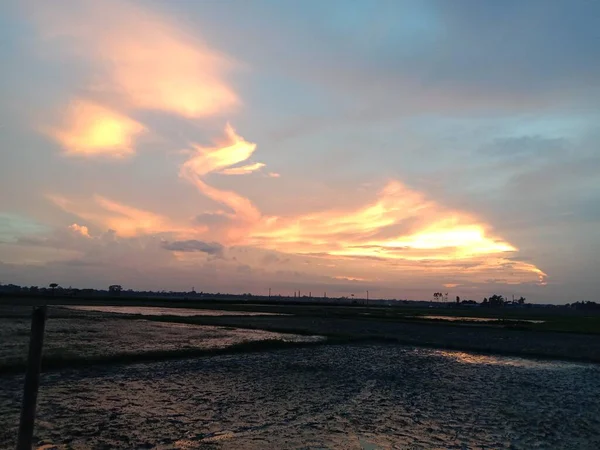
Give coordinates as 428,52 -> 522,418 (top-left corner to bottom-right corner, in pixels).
64,305 -> 287,317
0,315 -> 320,367
1,344 -> 598,449
413,314 -> 545,324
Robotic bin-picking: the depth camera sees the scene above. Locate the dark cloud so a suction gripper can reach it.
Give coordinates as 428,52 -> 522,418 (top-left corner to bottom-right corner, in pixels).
161,240 -> 224,256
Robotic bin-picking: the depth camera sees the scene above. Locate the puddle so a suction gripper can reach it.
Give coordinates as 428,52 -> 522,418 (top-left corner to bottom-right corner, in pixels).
410,315 -> 544,324
431,349 -> 588,369
64,305 -> 288,317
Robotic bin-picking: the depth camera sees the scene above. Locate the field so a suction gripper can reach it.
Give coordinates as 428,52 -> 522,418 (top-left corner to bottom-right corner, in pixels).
2,297 -> 600,449
1,296 -> 600,370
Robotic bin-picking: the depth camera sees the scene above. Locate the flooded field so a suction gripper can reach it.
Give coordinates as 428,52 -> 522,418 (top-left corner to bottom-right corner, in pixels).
413,315 -> 545,324
0,312 -> 321,368
1,344 -> 599,449
63,305 -> 288,317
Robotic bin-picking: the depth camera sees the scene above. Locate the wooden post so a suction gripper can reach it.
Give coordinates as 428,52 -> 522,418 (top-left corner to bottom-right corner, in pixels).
16,305 -> 47,450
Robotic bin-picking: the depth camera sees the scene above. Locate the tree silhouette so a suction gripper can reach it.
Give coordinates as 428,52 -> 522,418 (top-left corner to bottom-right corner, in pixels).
49,283 -> 58,296
488,294 -> 505,307
109,285 -> 123,296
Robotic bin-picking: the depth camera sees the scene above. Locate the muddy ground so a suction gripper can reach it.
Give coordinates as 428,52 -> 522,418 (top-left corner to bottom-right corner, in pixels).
130,313 -> 600,363
1,345 -> 599,449
0,306 -> 322,370
1,305 -> 600,448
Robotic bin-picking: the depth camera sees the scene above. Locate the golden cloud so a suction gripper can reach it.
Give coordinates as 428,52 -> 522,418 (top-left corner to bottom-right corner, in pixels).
221,162 -> 266,175
30,0 -> 546,287
47,100 -> 144,157
49,194 -> 200,238
31,0 -> 238,118
174,123 -> 545,285
68,223 -> 90,237
181,124 -> 263,241
182,124 -> 259,177
248,181 -> 547,285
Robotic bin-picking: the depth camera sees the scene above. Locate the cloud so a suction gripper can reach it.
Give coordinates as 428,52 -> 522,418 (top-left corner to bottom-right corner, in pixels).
178,128 -> 548,285
332,276 -> 369,282
45,99 -> 144,157
68,223 -> 90,237
31,0 -> 238,118
161,240 -> 223,256
42,120 -> 547,287
182,124 -> 259,177
220,162 -> 265,175
180,124 -> 263,240
248,181 -> 546,285
48,194 -> 198,238
268,172 -> 281,178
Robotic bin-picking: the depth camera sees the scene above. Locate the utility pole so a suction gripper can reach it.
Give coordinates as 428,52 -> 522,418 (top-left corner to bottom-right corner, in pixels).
268,287 -> 271,299
17,305 -> 47,450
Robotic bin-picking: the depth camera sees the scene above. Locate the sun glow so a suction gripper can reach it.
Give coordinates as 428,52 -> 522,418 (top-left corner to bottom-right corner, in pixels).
48,100 -> 144,157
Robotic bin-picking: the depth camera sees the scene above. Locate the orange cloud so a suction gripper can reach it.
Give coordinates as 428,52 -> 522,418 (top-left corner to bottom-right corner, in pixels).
49,194 -> 199,238
47,100 -> 144,157
221,162 -> 266,175
68,223 -> 90,237
333,276 -> 370,282
248,181 -> 547,285
31,0 -> 238,118
180,124 -> 263,241
174,124 -> 545,285
182,124 -> 259,176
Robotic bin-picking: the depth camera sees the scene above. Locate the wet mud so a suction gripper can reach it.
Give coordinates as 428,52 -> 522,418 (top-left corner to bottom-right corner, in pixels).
1,345 -> 599,449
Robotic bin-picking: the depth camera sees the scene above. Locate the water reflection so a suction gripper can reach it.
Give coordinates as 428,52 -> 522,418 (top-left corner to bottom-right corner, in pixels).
412,315 -> 544,324
2,344 -> 598,449
434,349 -> 588,369
64,305 -> 287,317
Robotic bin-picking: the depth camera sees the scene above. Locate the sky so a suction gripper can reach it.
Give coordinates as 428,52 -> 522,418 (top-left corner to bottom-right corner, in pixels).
1,0 -> 599,303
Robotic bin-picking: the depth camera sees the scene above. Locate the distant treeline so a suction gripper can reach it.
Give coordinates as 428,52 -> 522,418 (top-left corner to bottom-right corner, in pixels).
0,283 -> 263,299
1,283 -> 595,308
566,301 -> 600,310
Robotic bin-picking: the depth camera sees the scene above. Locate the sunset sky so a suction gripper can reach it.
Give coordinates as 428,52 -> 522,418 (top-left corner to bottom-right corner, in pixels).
1,0 -> 599,303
